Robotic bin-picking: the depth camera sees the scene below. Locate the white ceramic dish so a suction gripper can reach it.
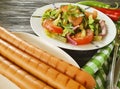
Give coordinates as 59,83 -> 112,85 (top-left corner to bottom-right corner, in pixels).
0,32 -> 79,89
30,3 -> 116,51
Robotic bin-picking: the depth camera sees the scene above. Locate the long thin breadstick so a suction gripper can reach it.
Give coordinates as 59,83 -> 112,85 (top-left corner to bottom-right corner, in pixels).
0,26 -> 96,89
0,39 -> 86,89
0,55 -> 53,89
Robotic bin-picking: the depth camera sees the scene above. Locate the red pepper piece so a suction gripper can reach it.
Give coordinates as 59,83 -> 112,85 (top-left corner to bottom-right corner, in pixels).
94,7 -> 120,21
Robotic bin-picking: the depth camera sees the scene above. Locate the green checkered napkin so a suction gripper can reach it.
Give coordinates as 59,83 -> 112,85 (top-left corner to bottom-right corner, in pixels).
82,42 -> 115,89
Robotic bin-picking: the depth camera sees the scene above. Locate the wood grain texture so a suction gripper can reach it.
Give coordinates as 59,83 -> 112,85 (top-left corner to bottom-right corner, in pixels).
0,0 -> 46,33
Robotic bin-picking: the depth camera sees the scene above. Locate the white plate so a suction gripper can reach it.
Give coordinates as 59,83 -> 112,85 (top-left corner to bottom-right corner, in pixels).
0,32 -> 79,89
30,3 -> 116,51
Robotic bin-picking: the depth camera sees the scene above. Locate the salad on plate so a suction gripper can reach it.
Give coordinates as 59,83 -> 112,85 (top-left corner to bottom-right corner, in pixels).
42,4 -> 107,45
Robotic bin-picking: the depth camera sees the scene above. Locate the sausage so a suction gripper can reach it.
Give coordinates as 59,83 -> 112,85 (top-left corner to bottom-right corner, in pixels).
0,38 -> 86,89
0,26 -> 96,89
0,55 -> 53,89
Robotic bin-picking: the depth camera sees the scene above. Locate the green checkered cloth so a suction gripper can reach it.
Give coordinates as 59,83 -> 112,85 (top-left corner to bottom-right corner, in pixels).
82,42 -> 120,89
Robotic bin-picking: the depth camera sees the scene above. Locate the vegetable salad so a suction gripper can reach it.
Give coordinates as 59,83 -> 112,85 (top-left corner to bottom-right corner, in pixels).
42,4 -> 107,45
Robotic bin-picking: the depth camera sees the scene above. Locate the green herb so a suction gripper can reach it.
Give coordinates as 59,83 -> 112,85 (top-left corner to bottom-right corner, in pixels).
62,24 -> 74,36
42,9 -> 61,20
53,14 -> 61,25
62,12 -> 69,25
42,9 -> 52,20
88,15 -> 95,31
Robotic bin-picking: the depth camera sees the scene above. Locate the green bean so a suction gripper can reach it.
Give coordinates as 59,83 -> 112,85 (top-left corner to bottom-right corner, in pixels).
78,1 -> 110,8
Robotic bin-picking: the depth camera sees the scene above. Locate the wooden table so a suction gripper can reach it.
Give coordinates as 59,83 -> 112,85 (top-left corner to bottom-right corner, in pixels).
0,0 -> 119,67
0,0 -> 47,33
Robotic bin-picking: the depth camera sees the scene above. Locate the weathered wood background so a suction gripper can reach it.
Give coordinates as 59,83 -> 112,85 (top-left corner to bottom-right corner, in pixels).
0,0 -> 47,33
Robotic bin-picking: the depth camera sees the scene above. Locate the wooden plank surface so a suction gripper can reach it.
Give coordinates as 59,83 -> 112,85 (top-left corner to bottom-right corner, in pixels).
0,0 -> 46,33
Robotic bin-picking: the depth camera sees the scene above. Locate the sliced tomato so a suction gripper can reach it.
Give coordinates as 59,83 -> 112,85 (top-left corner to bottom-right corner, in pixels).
71,29 -> 94,45
42,19 -> 63,33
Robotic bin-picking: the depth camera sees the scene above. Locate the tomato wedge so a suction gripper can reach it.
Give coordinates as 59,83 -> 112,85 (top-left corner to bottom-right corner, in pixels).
71,29 -> 94,45
42,19 -> 63,33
